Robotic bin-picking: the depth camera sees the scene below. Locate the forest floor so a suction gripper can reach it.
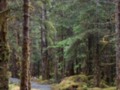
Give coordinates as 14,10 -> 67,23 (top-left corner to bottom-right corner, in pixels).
52,74 -> 115,90
9,78 -> 51,90
9,76 -> 115,90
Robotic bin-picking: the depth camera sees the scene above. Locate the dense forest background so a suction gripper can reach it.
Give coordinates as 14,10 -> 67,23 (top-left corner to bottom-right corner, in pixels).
0,0 -> 120,90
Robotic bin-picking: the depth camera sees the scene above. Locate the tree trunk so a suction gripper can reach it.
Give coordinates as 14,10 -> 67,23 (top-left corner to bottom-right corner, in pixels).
41,2 -> 50,80
115,0 -> 120,90
93,35 -> 101,87
0,0 -> 9,90
20,0 -> 31,90
58,47 -> 65,77
66,60 -> 75,76
84,35 -> 93,75
58,30 -> 65,78
54,51 -> 59,82
11,29 -> 21,78
11,48 -> 20,78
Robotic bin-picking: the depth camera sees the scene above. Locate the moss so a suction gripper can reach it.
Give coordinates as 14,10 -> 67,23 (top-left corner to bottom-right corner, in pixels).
87,87 -> 115,90
103,87 -> 116,90
52,74 -> 88,90
52,74 -> 116,90
100,80 -> 109,88
88,79 -> 109,88
9,84 -> 19,90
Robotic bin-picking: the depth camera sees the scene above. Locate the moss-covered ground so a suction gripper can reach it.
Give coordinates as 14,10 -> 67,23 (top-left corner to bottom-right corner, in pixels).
52,74 -> 115,90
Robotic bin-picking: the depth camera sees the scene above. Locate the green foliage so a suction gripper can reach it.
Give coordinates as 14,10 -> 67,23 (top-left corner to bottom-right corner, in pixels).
8,0 -> 116,87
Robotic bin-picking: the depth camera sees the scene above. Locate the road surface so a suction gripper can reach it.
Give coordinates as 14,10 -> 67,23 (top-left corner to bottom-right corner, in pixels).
9,78 -> 51,90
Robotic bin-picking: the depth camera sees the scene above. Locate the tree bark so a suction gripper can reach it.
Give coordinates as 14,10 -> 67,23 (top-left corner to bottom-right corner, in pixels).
93,34 -> 101,87
84,34 -> 93,75
20,0 -> 31,90
41,2 -> 50,80
115,0 -> 120,90
0,0 -> 9,90
11,28 -> 21,78
11,48 -> 20,78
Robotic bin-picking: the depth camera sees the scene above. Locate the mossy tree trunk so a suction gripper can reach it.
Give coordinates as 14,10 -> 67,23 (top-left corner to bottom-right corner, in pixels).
115,0 -> 120,90
20,0 -> 31,90
11,29 -> 21,78
0,0 -> 9,90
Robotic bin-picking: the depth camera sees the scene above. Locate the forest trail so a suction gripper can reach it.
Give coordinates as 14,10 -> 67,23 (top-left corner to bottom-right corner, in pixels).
9,78 -> 51,90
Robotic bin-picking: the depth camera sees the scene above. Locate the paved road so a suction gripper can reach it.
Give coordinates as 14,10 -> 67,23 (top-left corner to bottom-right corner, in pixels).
9,78 -> 51,90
